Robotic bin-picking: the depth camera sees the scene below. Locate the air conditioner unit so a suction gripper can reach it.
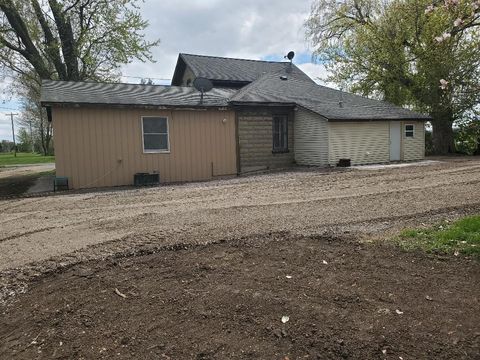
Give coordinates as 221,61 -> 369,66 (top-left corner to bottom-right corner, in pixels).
134,173 -> 160,186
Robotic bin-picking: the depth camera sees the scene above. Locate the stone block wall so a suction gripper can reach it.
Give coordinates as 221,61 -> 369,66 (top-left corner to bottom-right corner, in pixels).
237,108 -> 294,173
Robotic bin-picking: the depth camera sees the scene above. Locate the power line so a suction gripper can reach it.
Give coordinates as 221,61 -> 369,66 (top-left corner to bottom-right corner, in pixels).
121,75 -> 171,81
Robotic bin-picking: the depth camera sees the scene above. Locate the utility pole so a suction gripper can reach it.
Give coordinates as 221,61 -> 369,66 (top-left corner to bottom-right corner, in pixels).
29,119 -> 34,153
6,113 -> 18,157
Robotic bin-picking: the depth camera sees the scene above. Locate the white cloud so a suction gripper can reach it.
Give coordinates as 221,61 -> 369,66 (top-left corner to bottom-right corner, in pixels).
120,0 -> 323,82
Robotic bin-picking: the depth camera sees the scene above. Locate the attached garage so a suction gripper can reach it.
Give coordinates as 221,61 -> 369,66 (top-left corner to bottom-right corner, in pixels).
327,120 -> 425,165
294,107 -> 426,166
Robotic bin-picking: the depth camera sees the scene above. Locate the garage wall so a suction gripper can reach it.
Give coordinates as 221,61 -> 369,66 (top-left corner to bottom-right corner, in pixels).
237,108 -> 295,173
328,121 -> 390,165
402,121 -> 425,161
294,107 -> 329,166
53,107 -> 237,189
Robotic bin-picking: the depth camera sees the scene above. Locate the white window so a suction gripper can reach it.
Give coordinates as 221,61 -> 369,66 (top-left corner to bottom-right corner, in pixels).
405,124 -> 414,138
142,117 -> 169,152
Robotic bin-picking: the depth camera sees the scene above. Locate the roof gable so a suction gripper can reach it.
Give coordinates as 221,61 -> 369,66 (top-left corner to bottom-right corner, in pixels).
171,53 -> 314,86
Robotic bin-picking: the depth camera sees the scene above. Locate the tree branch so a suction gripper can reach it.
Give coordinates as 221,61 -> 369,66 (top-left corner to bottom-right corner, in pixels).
0,0 -> 50,78
48,0 -> 79,80
31,0 -> 67,79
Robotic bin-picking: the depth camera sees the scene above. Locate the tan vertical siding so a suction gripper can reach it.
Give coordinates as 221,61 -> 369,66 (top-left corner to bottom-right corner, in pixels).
328,121 -> 390,165
52,107 -> 237,189
294,107 -> 329,166
402,121 -> 425,161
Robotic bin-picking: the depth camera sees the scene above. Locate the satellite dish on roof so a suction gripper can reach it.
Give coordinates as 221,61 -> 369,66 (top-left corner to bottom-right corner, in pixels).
193,77 -> 213,104
284,51 -> 295,74
193,77 -> 213,93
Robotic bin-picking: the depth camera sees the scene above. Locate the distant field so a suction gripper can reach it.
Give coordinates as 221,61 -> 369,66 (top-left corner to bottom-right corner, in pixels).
0,152 -> 55,166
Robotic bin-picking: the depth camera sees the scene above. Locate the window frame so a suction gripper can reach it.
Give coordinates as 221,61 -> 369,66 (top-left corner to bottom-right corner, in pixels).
141,116 -> 170,153
404,123 -> 415,139
272,114 -> 289,153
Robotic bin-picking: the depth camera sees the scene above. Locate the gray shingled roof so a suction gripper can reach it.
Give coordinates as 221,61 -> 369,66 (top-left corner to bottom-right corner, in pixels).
230,70 -> 431,120
41,80 -> 237,107
177,53 -> 314,84
41,66 -> 430,121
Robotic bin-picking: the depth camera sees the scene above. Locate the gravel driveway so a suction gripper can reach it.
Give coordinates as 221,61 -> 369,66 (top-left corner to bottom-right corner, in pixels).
1,157 -> 479,273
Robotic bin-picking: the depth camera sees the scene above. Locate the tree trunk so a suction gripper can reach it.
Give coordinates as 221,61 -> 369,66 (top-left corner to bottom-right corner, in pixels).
431,119 -> 455,155
474,136 -> 480,156
44,122 -> 52,155
38,113 -> 48,156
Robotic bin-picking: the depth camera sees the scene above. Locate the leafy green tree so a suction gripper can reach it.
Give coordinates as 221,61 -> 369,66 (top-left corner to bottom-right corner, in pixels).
15,73 -> 54,155
455,110 -> 480,154
16,126 -> 33,153
306,0 -> 480,154
0,139 -> 14,152
0,0 -> 158,83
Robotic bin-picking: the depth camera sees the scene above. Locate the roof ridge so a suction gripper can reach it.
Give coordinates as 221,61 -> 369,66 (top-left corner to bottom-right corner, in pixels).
180,53 -> 290,64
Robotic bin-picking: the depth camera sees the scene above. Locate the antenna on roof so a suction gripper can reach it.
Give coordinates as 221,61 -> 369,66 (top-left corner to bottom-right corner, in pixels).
193,77 -> 213,104
284,51 -> 295,74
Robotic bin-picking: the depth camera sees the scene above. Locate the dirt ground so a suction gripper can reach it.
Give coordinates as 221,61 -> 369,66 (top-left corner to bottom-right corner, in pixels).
0,157 -> 480,359
1,234 -> 479,359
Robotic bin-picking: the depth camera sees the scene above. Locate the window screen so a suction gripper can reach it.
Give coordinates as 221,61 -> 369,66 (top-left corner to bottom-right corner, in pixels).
142,117 -> 169,152
405,124 -> 414,138
273,115 -> 288,152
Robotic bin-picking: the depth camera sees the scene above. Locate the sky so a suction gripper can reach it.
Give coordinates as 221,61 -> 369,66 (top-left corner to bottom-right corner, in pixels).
0,0 -> 329,141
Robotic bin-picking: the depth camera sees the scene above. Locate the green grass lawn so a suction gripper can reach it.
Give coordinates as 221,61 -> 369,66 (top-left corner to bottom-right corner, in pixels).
0,152 -> 55,166
397,215 -> 480,258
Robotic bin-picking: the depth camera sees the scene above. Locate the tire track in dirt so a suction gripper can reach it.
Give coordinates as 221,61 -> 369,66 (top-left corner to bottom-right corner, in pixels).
0,227 -> 57,243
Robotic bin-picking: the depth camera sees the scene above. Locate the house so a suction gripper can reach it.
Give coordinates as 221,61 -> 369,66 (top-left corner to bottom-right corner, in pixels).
41,53 -> 429,189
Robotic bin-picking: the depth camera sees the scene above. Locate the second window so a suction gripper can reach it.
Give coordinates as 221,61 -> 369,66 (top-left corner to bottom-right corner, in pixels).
273,115 -> 288,152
